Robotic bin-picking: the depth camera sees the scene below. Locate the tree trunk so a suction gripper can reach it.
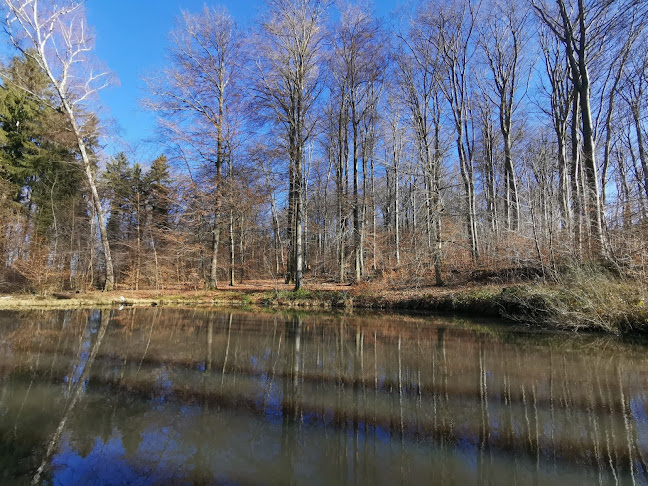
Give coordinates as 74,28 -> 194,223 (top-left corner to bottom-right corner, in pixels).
286,156 -> 295,284
632,104 -> 648,203
432,118 -> 444,286
294,113 -> 304,290
209,225 -> 220,289
579,72 -> 605,256
457,125 -> 479,262
370,156 -> 377,272
77,123 -> 115,291
502,127 -> 520,231
135,191 -> 141,291
393,139 -> 401,266
229,210 -> 235,286
294,152 -> 304,290
570,95 -> 583,254
352,102 -> 361,283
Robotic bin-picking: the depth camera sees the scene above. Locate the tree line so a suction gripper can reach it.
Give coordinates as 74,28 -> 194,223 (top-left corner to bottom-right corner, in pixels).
0,0 -> 647,293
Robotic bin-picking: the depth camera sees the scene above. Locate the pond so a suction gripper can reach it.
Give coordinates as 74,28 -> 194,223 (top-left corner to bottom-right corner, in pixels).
0,308 -> 647,485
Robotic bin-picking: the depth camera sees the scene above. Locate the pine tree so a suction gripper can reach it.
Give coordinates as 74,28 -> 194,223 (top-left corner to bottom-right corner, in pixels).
145,155 -> 171,232
0,54 -> 81,235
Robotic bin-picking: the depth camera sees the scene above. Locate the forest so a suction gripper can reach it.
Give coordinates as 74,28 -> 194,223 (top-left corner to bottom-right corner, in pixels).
0,0 -> 647,306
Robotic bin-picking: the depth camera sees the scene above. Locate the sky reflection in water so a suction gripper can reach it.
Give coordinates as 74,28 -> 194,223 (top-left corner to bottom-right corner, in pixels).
0,308 -> 647,485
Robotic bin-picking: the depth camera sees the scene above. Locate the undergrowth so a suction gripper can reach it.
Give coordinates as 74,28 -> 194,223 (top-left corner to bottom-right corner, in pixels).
497,265 -> 648,334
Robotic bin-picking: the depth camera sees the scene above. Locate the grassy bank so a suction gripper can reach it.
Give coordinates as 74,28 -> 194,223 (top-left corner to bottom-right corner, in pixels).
0,270 -> 646,335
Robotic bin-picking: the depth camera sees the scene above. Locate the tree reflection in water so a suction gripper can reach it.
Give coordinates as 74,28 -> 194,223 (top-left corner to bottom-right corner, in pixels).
0,308 -> 646,484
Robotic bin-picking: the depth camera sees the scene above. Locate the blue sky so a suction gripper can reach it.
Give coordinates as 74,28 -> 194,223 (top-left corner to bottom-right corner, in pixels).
86,1 -> 262,159
85,0 -> 403,160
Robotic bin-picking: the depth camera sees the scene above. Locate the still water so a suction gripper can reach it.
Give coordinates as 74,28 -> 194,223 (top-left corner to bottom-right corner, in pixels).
0,308 -> 647,485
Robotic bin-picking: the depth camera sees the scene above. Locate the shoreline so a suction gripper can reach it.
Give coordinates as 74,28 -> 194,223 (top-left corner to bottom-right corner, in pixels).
1,278 -> 646,335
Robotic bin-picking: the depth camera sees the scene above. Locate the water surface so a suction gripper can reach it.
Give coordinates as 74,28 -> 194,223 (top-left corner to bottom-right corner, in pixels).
1,308 -> 647,484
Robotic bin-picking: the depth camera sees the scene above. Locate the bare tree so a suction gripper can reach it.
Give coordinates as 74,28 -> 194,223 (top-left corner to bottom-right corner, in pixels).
324,87 -> 349,283
145,7 -> 242,289
2,0 -> 115,290
479,0 -> 530,232
475,97 -> 499,237
396,18 -> 445,285
418,0 -> 481,262
331,2 -> 385,283
383,95 -> 406,267
531,0 -> 646,257
253,0 -> 327,290
597,13 -> 643,206
538,27 -> 574,234
618,32 -> 648,205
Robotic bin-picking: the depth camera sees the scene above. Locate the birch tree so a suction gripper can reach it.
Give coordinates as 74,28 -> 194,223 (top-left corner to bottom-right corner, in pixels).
2,0 -> 115,290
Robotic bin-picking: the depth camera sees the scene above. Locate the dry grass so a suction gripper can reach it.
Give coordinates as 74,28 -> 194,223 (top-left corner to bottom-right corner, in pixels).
497,267 -> 648,334
1,271 -> 646,335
